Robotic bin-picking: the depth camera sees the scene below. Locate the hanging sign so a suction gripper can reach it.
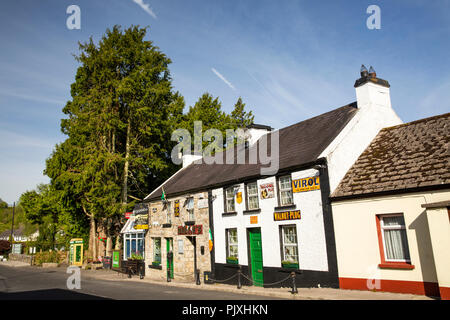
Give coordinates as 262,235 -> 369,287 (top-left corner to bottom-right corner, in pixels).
292,176 -> 320,193
236,192 -> 243,204
133,203 -> 149,215
260,183 -> 274,199
174,200 -> 180,217
274,210 -> 301,221
177,225 -> 203,235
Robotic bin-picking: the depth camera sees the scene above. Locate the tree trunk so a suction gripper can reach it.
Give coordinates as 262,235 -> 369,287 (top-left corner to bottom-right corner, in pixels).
88,217 -> 97,262
106,237 -> 113,256
122,117 -> 131,206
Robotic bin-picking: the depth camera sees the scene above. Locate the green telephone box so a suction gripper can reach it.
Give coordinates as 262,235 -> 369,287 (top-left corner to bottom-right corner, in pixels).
69,238 -> 84,266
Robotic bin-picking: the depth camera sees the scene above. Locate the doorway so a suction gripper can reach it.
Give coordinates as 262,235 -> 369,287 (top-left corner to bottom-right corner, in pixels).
166,238 -> 174,279
248,228 -> 264,287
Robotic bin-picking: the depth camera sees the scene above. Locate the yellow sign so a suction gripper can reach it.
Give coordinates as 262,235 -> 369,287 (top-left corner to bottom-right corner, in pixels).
292,176 -> 320,193
250,216 -> 258,224
274,210 -> 301,221
236,192 -> 242,204
174,200 -> 180,217
134,225 -> 149,230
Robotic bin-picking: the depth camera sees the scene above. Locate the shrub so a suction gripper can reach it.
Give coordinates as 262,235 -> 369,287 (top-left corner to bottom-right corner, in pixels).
34,251 -> 66,266
0,240 -> 10,254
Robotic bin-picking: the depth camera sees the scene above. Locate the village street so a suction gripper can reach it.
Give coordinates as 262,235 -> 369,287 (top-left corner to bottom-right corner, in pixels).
0,264 -> 279,300
0,264 -> 435,300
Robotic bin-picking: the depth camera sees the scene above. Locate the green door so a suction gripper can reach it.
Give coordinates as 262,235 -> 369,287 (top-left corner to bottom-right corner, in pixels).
166,238 -> 174,279
248,228 -> 264,287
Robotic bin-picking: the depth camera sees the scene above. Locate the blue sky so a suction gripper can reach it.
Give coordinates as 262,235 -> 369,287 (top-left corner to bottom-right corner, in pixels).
0,0 -> 449,204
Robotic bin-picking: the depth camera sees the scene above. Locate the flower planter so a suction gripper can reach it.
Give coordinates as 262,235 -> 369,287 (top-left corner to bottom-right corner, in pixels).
152,261 -> 161,266
226,258 -> 239,265
282,262 -> 299,269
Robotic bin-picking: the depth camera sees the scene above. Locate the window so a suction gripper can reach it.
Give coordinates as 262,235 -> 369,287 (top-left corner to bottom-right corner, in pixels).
124,232 -> 145,260
226,228 -> 238,259
280,225 -> 299,263
178,239 -> 184,254
378,214 -> 411,262
186,197 -> 194,221
166,201 -> 172,224
246,182 -> 259,210
153,237 -> 161,264
225,187 -> 235,212
278,175 -> 293,206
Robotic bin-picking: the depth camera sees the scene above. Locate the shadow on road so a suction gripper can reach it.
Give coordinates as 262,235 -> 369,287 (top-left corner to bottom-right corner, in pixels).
0,288 -> 112,300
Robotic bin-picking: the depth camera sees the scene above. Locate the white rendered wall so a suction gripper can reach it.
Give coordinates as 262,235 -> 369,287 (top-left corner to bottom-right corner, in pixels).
212,168 -> 329,272
319,83 -> 403,193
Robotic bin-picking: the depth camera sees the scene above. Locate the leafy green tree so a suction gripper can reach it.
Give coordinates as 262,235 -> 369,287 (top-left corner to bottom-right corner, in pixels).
46,25 -> 183,258
0,198 -> 7,209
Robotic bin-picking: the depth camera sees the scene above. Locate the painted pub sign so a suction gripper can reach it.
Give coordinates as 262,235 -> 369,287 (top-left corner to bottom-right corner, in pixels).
133,203 -> 149,229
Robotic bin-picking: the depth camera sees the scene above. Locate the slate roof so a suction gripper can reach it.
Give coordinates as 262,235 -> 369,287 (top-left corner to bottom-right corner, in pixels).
145,102 -> 358,201
332,112 -> 450,199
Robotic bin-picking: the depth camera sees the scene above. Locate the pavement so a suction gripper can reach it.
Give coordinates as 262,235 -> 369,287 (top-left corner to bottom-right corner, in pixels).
0,262 -> 437,300
79,267 -> 434,300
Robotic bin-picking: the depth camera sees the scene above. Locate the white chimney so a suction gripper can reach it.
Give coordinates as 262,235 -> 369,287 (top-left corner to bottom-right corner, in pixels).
182,153 -> 202,168
244,124 -> 272,147
355,65 -> 392,109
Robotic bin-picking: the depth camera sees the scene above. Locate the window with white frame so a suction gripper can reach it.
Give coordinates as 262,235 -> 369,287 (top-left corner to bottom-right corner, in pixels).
166,201 -> 172,224
278,175 -> 293,206
186,197 -> 194,221
226,228 -> 238,259
153,237 -> 161,264
124,232 -> 145,260
225,187 -> 235,212
280,225 -> 299,263
379,214 -> 411,262
246,182 -> 259,210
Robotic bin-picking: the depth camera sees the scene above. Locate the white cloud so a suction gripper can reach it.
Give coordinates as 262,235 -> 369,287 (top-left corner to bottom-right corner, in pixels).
132,0 -> 157,19
211,68 -> 236,91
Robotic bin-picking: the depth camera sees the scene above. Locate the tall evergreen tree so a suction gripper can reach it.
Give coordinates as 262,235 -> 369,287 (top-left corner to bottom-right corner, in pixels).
46,25 -> 183,258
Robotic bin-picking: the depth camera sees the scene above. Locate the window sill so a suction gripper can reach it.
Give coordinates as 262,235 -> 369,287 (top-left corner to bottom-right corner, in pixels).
274,204 -> 296,211
243,208 -> 261,215
148,264 -> 162,270
378,263 -> 415,270
162,223 -> 172,228
184,221 -> 195,226
222,212 -> 237,217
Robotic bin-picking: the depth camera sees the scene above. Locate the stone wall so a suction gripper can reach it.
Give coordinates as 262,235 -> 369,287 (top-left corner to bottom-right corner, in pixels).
8,253 -> 33,265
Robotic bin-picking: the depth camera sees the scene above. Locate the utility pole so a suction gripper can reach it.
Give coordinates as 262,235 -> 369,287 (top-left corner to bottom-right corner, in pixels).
10,202 -> 15,251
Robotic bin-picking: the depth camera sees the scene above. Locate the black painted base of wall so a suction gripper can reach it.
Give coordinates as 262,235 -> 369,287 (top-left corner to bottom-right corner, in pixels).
213,263 -> 339,289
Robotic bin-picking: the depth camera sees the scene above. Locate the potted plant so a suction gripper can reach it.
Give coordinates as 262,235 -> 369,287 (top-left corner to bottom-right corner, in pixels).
226,256 -> 239,264
281,260 -> 299,269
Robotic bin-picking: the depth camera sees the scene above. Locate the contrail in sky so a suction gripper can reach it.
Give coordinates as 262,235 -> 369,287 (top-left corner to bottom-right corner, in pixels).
133,0 -> 157,19
211,68 -> 236,91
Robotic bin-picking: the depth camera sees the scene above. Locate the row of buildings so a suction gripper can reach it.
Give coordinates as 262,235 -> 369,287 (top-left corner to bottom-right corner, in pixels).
120,67 -> 450,299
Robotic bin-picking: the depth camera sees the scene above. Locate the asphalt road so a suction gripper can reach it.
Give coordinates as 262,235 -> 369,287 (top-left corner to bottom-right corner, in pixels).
0,265 -> 277,300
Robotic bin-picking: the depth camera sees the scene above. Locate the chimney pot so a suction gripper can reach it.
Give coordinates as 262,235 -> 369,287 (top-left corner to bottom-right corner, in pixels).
369,66 -> 376,78
360,64 -> 369,77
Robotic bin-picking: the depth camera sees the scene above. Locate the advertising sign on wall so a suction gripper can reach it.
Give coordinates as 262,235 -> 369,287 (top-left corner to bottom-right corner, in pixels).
177,225 -> 203,235
260,183 -> 274,199
274,210 -> 301,221
174,200 -> 180,217
292,176 -> 320,193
